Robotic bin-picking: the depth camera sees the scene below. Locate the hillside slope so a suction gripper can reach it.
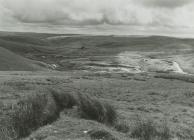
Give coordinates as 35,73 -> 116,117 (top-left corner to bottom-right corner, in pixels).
0,47 -> 47,71
0,32 -> 194,73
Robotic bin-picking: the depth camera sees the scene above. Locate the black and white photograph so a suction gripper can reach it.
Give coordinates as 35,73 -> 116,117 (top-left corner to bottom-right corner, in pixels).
0,0 -> 194,139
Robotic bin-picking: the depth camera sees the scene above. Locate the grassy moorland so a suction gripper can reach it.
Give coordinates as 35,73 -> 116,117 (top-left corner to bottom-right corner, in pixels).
0,31 -> 194,72
0,32 -> 194,140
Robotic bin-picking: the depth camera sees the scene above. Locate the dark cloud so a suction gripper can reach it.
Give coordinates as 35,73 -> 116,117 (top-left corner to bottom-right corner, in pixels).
139,0 -> 193,8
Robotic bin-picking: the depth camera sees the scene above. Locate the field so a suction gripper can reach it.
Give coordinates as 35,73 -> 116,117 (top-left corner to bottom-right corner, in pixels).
0,31 -> 194,140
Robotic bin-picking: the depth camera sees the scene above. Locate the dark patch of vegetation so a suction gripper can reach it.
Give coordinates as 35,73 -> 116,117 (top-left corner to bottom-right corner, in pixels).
50,88 -> 78,109
78,94 -> 117,125
0,88 -> 117,139
9,93 -> 58,138
49,88 -> 117,125
131,118 -> 157,140
176,128 -> 194,140
0,116 -> 17,140
88,129 -> 118,140
155,73 -> 194,83
157,122 -> 171,140
0,91 -> 60,139
114,121 -> 130,133
131,118 -> 171,140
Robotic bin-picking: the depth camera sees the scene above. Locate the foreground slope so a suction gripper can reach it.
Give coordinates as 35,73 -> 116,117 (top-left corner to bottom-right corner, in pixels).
0,71 -> 194,140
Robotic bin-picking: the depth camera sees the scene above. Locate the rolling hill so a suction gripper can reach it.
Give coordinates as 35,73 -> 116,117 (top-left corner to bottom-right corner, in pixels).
1,32 -> 194,73
0,47 -> 47,71
1,31 -> 194,140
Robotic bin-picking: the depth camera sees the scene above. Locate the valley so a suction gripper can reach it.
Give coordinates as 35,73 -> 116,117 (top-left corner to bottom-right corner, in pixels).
0,32 -> 194,140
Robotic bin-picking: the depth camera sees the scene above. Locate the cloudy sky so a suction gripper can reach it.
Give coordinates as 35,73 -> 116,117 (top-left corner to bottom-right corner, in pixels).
0,0 -> 194,37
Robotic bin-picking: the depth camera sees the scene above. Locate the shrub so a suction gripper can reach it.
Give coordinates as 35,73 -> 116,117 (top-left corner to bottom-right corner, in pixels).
78,94 -> 117,125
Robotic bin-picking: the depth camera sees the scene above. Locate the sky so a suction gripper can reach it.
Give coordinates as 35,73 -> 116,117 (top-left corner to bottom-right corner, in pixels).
0,0 -> 194,37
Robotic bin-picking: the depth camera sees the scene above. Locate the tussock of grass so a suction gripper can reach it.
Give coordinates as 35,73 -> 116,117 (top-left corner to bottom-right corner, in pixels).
10,92 -> 59,138
0,92 -> 59,139
131,118 -> 171,140
78,94 -> 117,125
131,118 -> 157,140
50,88 -> 78,109
0,117 -> 17,140
88,129 -> 118,140
50,87 -> 117,125
0,88 -> 117,139
114,121 -> 130,133
157,122 -> 171,140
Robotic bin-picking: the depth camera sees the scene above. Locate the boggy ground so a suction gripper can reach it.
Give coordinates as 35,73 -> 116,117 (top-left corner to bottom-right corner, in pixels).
0,71 -> 194,140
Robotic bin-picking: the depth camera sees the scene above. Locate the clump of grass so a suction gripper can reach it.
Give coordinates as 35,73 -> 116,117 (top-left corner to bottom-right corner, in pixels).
88,129 -> 118,140
50,88 -> 117,125
50,88 -> 118,125
0,88 -> 117,139
131,118 -> 157,140
78,94 -> 117,125
12,93 -> 58,137
0,116 -> 17,140
157,121 -> 171,140
114,121 -> 130,133
1,92 -> 59,139
49,88 -> 78,109
131,117 -> 171,140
